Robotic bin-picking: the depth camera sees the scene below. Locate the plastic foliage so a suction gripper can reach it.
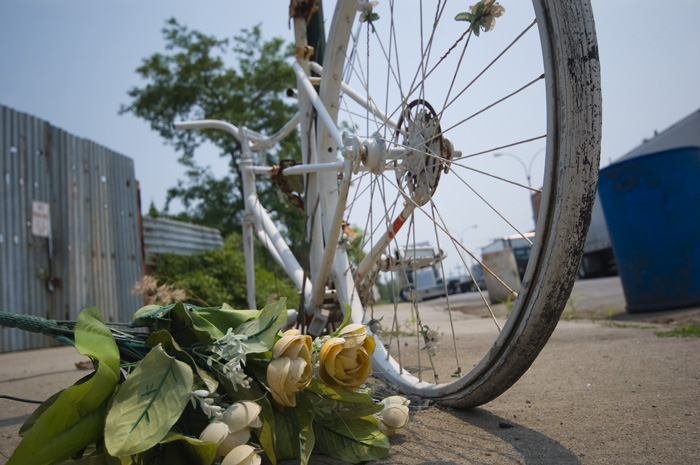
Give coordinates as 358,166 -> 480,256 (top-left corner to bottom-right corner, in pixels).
4,299 -> 402,465
455,0 -> 506,36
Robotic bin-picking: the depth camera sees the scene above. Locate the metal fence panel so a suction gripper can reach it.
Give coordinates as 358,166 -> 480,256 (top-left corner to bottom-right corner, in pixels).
142,216 -> 223,261
1,104 -> 143,352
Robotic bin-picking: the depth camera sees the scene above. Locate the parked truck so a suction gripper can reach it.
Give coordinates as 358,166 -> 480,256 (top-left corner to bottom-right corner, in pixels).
481,232 -> 535,280
381,245 -> 448,302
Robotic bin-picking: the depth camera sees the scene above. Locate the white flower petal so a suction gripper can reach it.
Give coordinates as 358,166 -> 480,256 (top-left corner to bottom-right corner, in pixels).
218,428 -> 251,456
199,421 -> 229,445
222,401 -> 262,432
379,404 -> 409,429
222,444 -> 261,465
380,395 -> 410,407
377,419 -> 397,437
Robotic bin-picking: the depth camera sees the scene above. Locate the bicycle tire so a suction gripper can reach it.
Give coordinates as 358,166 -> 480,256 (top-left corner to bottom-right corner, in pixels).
314,0 -> 601,407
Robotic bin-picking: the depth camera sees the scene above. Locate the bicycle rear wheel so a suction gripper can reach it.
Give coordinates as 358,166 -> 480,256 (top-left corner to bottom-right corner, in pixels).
315,0 -> 601,407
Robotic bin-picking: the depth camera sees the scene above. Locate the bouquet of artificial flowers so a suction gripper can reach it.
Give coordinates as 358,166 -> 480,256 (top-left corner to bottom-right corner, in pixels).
2,300 -> 409,465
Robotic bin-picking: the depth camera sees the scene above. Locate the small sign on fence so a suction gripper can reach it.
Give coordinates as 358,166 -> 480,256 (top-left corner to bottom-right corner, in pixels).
31,200 -> 51,238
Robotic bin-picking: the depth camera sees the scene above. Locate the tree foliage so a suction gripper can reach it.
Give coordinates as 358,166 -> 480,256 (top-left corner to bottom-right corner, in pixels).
151,233 -> 300,310
121,18 -> 304,249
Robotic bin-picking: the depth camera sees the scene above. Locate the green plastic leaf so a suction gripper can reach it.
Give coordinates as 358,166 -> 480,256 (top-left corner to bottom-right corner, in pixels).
234,299 -> 287,353
256,399 -> 277,465
156,432 -> 218,465
193,303 -> 259,333
146,330 -> 218,393
271,409 -> 298,461
105,344 -> 194,457
134,302 -> 227,345
18,389 -> 64,437
156,302 -> 224,346
293,394 -> 316,465
19,371 -> 104,437
187,306 -> 226,340
314,416 -> 389,463
305,379 -> 383,419
8,307 -> 120,465
56,444 -> 122,465
265,396 -> 315,464
454,11 -> 473,22
132,304 -> 166,326
330,303 -> 353,337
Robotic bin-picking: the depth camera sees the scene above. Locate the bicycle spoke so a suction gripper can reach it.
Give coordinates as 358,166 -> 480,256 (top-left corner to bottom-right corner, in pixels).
441,73 -> 545,137
440,19 -> 538,118
316,0 -> 601,405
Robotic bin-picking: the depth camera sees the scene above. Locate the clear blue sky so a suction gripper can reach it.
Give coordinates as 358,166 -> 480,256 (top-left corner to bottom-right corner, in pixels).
1,0 -> 698,253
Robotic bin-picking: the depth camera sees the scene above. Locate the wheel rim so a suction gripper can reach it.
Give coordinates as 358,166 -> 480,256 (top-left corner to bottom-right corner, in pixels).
317,0 -> 601,402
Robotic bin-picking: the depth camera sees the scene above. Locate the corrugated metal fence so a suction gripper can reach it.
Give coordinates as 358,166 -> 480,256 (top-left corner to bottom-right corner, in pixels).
142,216 -> 223,263
1,104 -> 144,352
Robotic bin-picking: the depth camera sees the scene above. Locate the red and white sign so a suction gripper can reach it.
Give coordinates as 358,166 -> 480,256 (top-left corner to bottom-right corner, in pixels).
31,201 -> 51,238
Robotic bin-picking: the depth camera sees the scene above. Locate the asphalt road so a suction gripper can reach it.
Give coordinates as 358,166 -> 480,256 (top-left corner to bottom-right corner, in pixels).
1,277 -> 699,464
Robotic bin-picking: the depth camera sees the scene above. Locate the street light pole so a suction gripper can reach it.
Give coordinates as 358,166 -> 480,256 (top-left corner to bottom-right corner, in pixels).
493,147 -> 545,228
493,147 -> 545,188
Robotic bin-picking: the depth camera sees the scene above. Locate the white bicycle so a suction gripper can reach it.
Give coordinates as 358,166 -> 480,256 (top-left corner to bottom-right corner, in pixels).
175,0 -> 601,408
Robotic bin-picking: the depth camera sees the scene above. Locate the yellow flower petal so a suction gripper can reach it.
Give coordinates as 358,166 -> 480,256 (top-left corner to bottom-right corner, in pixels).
267,357 -> 291,403
270,360 -> 296,406
363,333 -> 376,356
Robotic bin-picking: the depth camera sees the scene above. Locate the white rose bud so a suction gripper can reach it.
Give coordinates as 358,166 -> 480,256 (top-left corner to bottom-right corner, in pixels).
199,421 -> 229,447
222,401 -> 263,432
217,429 -> 251,456
380,395 -> 410,407
222,444 -> 261,465
380,404 -> 409,429
375,397 -> 410,437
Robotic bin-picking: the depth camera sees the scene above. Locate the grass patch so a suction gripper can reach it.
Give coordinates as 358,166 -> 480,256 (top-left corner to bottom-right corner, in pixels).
655,324 -> 700,338
605,321 -> 657,330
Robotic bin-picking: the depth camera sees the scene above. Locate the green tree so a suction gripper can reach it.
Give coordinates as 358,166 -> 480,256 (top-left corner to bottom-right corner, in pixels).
152,233 -> 300,310
121,18 -> 304,249
147,201 -> 160,218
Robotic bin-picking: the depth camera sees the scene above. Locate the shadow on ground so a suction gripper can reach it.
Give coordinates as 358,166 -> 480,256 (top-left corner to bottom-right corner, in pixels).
442,407 -> 582,464
291,405 -> 581,465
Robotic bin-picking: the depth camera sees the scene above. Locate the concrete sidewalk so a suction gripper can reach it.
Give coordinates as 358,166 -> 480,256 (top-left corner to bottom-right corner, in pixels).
2,278 -> 699,464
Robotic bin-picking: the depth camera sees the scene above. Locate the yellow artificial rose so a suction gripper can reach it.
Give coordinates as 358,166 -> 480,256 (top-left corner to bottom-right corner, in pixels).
266,329 -> 313,407
319,324 -> 376,390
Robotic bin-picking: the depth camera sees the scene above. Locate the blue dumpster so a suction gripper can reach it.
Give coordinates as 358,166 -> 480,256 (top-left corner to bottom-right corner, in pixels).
598,146 -> 700,312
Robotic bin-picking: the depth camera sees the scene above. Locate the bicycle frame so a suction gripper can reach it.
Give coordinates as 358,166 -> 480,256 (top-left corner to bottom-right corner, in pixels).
172,13 -> 418,331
